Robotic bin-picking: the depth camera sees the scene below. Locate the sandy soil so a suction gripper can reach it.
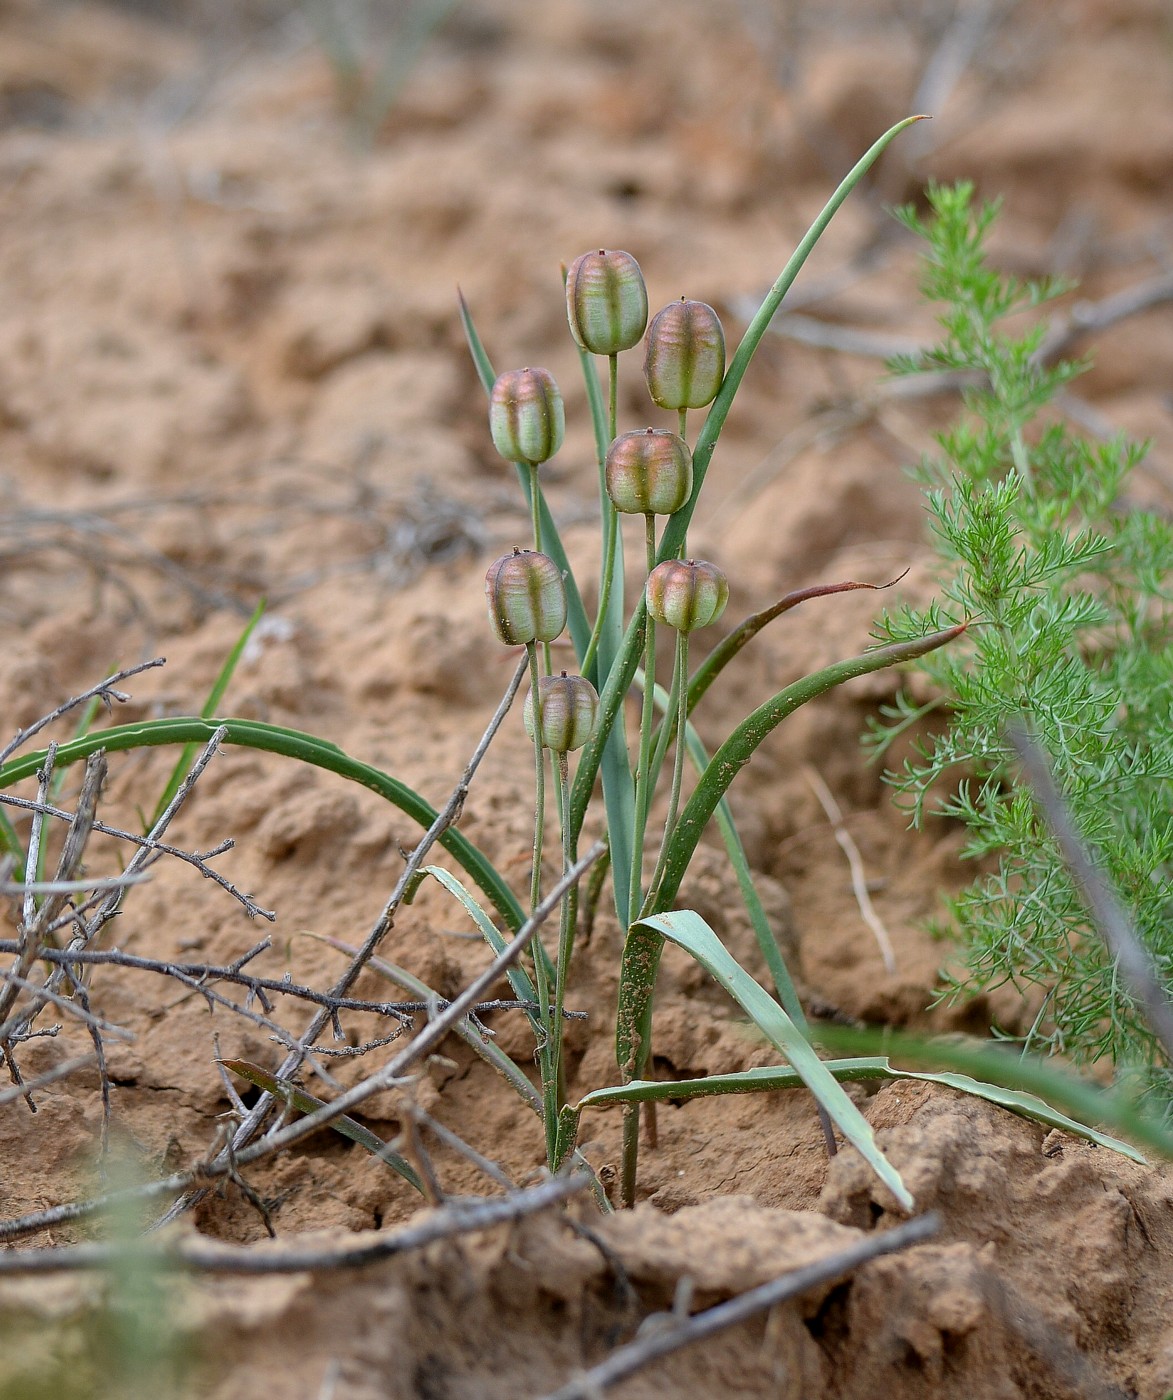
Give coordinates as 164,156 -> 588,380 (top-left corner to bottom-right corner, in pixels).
1,0 -> 1172,1396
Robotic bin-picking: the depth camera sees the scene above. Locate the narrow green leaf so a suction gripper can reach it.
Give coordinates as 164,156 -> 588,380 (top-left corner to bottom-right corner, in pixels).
300,929 -> 542,1113
0,717 -> 525,934
579,1059 -> 890,1107
150,600 -> 266,827
569,329 -> 636,926
564,116 -> 929,843
815,1024 -> 1173,1162
632,910 -> 915,1210
640,666 -> 804,1025
219,1058 -> 425,1193
419,864 -> 552,1023
654,625 -> 966,912
682,726 -> 805,1027
0,806 -> 24,864
659,115 -> 929,564
457,286 -> 497,395
688,579 -> 895,714
569,607 -> 643,914
575,1059 -> 1147,1163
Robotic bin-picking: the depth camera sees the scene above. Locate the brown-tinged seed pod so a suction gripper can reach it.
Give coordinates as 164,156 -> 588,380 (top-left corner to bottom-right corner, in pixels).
644,298 -> 726,410
645,558 -> 729,634
565,250 -> 648,356
605,428 -> 693,516
485,549 -> 567,645
523,672 -> 600,752
489,367 -> 565,467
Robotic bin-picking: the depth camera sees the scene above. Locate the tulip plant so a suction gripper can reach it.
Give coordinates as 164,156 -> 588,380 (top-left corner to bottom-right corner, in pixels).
3,119 -> 1157,1216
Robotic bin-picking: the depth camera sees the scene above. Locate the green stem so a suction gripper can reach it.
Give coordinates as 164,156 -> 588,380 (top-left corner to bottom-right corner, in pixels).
579,350 -> 622,681
581,505 -> 618,679
524,643 -> 558,1162
552,749 -> 575,1113
620,1103 -> 640,1207
678,407 -> 687,443
628,514 -> 659,926
529,463 -> 543,552
644,632 -> 689,915
527,643 -> 546,916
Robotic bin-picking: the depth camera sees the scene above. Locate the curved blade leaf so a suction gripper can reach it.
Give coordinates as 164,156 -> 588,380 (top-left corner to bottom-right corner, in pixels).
653,625 -> 965,912
633,909 -> 914,1211
0,717 -> 525,933
219,1059 -> 424,1194
576,1059 -> 1148,1163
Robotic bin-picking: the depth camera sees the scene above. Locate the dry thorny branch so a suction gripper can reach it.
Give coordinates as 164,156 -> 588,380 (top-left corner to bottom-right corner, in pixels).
0,838 -> 605,1247
1,654 -> 607,1254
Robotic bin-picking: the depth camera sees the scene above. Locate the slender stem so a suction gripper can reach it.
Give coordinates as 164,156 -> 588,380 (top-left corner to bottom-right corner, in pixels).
525,642 -> 557,1162
678,406 -> 687,443
621,1104 -> 640,1207
580,505 -> 618,679
528,463 -> 543,551
581,352 -> 621,682
628,514 -> 659,926
644,632 -> 689,915
552,750 -> 575,1107
527,644 -> 545,916
648,656 -> 680,788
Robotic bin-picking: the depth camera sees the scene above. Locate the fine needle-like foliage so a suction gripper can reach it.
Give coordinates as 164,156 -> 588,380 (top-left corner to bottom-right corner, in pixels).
871,182 -> 1173,1101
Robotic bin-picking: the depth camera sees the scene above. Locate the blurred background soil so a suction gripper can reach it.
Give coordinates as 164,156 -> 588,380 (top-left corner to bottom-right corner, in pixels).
0,1 -> 1171,1396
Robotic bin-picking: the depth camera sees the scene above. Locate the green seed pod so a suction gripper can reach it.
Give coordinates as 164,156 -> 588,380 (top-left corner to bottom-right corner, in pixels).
645,558 -> 729,634
485,549 -> 567,645
565,249 -> 649,356
644,298 -> 726,410
605,428 -> 693,516
489,367 -> 565,467
524,672 -> 600,752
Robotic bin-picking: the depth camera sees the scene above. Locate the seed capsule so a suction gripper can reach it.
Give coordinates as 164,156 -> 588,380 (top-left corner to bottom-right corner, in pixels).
489,367 -> 565,467
605,428 -> 693,516
524,672 -> 600,752
644,298 -> 726,410
485,549 -> 567,645
645,559 -> 729,634
565,249 -> 648,356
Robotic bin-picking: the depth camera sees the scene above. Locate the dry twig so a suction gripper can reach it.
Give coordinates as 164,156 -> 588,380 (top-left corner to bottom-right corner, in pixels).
0,658 -> 166,769
802,765 -> 896,975
537,1212 -> 940,1399
0,841 -> 605,1244
0,1172 -> 590,1274
159,653 -> 531,1225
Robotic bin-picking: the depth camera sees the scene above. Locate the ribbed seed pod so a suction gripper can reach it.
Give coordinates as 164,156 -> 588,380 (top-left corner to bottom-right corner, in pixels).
485,549 -> 567,645
524,672 -> 600,752
644,298 -> 726,410
565,250 -> 648,356
645,559 -> 729,634
489,368 -> 565,467
605,428 -> 693,516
